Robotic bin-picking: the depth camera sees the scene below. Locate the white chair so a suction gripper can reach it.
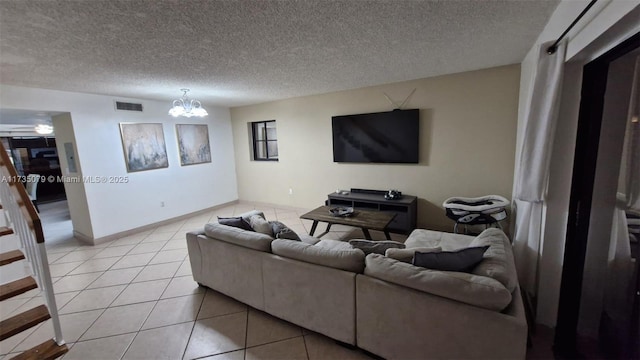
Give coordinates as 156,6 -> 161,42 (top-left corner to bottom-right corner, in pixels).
25,174 -> 41,212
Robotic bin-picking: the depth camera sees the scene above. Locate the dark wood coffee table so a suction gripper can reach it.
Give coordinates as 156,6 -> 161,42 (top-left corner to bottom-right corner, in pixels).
300,205 -> 396,240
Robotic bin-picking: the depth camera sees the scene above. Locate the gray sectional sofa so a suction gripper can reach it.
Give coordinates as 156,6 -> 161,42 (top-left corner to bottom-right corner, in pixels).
186,211 -> 528,359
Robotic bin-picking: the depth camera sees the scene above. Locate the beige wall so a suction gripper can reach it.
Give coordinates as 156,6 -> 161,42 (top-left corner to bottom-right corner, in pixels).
230,65 -> 520,231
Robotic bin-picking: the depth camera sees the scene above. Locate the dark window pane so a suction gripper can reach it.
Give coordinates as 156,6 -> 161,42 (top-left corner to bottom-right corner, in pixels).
254,122 -> 266,140
267,141 -> 278,159
265,122 -> 277,140
255,141 -> 267,159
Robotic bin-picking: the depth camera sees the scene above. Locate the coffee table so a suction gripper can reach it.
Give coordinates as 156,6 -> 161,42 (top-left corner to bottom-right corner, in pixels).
300,205 -> 396,240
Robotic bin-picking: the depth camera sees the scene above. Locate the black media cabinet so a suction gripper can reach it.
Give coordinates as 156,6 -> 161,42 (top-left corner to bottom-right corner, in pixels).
326,190 -> 417,234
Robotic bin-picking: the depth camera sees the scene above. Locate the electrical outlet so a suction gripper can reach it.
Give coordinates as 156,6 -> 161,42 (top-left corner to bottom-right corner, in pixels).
288,188 -> 293,195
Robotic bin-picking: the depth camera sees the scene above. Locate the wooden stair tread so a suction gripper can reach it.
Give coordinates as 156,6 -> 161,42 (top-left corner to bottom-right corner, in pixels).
0,277 -> 38,301
0,250 -> 25,266
0,226 -> 14,237
0,305 -> 50,341
10,339 -> 68,360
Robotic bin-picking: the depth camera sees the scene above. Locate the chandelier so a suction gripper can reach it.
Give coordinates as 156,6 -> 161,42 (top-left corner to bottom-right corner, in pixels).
168,89 -> 208,118
34,124 -> 54,135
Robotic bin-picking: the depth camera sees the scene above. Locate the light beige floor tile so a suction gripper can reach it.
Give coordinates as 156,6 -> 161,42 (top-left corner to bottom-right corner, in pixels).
0,298 -> 30,319
45,252 -> 67,263
123,321 -> 193,360
128,241 -> 167,255
171,231 -> 191,240
153,222 -> 185,233
13,309 -> 103,351
110,253 -> 155,269
149,249 -> 188,265
305,333 -> 374,360
53,272 -> 103,293
246,310 -> 302,347
108,234 -> 146,247
245,337 -> 308,360
141,232 -> 176,243
80,301 -> 155,340
161,239 -> 187,251
59,285 -> 126,314
63,333 -> 136,360
198,290 -> 247,320
49,261 -> 84,277
67,257 -> 119,275
86,267 -> 143,289
175,260 -> 193,277
199,349 -> 245,360
10,292 -> 79,318
0,324 -> 39,355
142,293 -> 204,330
132,262 -> 180,283
92,245 -> 135,259
161,275 -> 204,299
183,313 -> 247,360
53,248 -> 103,264
111,279 -> 170,306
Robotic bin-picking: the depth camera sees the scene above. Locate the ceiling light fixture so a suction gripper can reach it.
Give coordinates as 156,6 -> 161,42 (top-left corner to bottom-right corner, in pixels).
168,88 -> 208,118
34,124 -> 54,135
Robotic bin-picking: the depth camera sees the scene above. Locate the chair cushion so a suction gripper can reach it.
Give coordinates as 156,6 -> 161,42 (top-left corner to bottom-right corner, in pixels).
364,254 -> 512,311
469,228 -> 518,292
385,247 -> 442,263
271,239 -> 365,273
204,222 -> 274,252
349,239 -> 405,255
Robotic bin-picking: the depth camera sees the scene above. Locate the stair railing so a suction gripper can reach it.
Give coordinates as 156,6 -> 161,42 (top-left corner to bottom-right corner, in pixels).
0,141 -> 64,346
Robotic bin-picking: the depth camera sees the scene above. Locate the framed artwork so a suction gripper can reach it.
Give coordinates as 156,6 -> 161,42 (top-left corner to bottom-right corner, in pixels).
176,124 -> 211,166
119,123 -> 169,172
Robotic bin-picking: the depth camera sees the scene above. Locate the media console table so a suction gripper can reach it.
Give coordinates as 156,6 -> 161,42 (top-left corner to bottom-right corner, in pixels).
326,190 -> 417,234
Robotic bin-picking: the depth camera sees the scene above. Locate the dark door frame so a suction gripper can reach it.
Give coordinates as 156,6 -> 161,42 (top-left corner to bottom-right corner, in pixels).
554,32 -> 640,357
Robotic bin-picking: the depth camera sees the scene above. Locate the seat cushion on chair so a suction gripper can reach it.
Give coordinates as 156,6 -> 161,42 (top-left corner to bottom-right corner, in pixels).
204,222 -> 274,252
271,239 -> 365,273
469,228 -> 518,292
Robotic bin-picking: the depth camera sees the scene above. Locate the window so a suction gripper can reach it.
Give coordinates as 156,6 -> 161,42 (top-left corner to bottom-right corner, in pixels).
251,120 -> 278,161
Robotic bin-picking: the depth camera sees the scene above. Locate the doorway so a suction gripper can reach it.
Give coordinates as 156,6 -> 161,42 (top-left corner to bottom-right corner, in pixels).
555,33 -> 640,358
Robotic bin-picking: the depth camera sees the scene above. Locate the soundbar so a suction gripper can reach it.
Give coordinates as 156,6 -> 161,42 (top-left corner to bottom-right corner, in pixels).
350,188 -> 388,196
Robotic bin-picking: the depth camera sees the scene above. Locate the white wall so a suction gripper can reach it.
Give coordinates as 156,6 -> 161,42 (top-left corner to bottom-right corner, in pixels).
231,65 -> 520,231
0,85 -> 238,239
514,0 -> 640,327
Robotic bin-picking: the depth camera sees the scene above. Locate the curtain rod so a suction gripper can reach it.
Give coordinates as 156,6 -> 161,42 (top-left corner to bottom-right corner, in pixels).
547,0 -> 599,55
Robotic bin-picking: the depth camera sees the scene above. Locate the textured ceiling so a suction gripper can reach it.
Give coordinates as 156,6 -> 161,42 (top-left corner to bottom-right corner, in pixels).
0,0 -> 559,108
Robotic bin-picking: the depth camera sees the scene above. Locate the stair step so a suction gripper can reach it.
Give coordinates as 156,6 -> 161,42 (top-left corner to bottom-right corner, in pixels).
0,277 -> 38,301
0,226 -> 14,237
0,305 -> 50,341
0,250 -> 25,266
10,339 -> 68,360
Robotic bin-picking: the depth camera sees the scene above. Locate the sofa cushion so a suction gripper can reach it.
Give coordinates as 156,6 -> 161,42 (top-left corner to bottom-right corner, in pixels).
315,239 -> 353,250
299,234 -> 321,245
469,228 -> 518,292
364,254 -> 512,311
249,214 -> 273,236
413,246 -> 489,272
385,247 -> 442,263
270,221 -> 301,241
271,239 -> 365,273
217,216 -> 253,232
405,229 -> 474,251
239,210 -> 265,223
349,240 -> 405,255
204,222 -> 274,252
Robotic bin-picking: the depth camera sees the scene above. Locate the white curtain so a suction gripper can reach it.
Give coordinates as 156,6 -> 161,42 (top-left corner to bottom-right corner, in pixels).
513,41 -> 566,295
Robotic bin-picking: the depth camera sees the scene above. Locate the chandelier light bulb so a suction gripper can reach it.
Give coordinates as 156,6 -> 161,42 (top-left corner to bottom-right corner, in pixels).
168,89 -> 208,118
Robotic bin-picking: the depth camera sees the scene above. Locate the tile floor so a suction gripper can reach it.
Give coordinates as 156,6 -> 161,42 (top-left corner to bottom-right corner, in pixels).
1,201 -> 396,360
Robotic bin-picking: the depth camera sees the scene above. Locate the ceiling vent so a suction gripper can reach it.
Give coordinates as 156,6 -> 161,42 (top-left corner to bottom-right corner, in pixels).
115,101 -> 143,112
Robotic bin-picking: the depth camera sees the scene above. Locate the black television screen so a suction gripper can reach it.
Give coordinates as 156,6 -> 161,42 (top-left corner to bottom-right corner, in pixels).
332,109 -> 419,163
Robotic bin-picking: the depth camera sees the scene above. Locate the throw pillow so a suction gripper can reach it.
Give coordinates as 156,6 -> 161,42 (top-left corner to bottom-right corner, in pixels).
348,239 -> 405,255
217,216 -> 253,231
269,221 -> 301,241
385,246 -> 442,263
412,246 -> 489,272
249,214 -> 273,236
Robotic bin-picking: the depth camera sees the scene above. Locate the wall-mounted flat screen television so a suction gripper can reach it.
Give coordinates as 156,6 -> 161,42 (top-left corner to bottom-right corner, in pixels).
332,109 -> 419,163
